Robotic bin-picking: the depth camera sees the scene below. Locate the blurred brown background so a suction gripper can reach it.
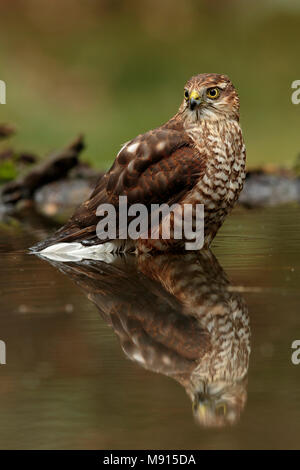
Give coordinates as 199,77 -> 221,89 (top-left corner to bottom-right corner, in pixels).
0,0 -> 299,169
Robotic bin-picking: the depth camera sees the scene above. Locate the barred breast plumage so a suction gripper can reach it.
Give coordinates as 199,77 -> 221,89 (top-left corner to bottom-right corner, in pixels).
183,118 -> 246,247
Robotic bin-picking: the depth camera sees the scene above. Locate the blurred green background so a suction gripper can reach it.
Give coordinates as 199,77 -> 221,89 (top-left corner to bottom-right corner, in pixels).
0,0 -> 299,169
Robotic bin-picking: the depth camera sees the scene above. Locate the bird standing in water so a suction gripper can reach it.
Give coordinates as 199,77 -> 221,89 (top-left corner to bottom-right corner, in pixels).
33,73 -> 246,260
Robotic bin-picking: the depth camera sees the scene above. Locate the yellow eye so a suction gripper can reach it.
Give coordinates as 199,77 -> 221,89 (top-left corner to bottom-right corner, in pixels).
206,87 -> 220,99
184,89 -> 189,100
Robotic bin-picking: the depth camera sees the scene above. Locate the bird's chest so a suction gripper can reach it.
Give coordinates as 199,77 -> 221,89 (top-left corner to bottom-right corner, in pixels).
186,123 -> 246,213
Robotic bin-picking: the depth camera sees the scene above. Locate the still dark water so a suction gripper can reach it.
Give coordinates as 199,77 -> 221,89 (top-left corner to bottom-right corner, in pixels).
0,206 -> 300,450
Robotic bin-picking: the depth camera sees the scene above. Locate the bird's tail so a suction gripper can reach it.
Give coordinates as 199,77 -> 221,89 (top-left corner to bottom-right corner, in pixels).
30,223 -> 97,253
31,177 -> 106,253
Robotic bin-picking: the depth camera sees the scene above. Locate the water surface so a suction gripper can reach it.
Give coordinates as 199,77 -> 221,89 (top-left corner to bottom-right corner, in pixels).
0,206 -> 300,449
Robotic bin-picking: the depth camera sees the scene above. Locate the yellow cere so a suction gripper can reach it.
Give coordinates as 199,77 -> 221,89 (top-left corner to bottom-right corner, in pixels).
189,90 -> 201,101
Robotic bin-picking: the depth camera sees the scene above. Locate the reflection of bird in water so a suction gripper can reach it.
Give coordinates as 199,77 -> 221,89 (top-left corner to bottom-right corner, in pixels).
49,250 -> 250,428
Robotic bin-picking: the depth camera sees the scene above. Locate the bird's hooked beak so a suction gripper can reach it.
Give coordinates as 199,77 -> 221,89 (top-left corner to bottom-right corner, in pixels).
189,90 -> 202,111
192,394 -> 212,425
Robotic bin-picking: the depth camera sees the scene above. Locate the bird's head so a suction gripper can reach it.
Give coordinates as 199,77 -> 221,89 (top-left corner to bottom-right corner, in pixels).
180,73 -> 240,123
192,379 -> 247,428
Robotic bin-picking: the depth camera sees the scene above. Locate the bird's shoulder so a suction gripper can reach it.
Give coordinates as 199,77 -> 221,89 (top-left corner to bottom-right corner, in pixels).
111,120 -> 191,170
103,119 -> 199,196
69,119 -> 206,230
